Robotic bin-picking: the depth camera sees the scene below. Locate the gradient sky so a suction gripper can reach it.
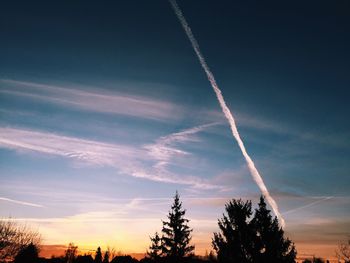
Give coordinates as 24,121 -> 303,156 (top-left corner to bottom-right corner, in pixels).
1,0 -> 349,260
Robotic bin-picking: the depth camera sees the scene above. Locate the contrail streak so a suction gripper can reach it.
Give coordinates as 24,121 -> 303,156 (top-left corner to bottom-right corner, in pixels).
169,0 -> 285,227
0,197 -> 44,208
282,196 -> 333,215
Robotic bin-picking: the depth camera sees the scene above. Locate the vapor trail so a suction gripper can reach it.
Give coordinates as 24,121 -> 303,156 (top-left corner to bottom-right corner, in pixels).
0,197 -> 44,208
282,196 -> 333,215
169,0 -> 285,227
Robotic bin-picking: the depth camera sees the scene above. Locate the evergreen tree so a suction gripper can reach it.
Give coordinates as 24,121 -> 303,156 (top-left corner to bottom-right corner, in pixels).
147,232 -> 162,260
103,251 -> 110,263
14,243 -> 39,263
251,196 -> 296,263
212,196 -> 297,263
161,191 -> 194,259
95,247 -> 103,263
212,199 -> 254,263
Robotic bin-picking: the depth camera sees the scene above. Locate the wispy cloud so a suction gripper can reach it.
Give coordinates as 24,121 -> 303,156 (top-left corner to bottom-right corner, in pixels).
0,196 -> 44,208
143,123 -> 225,190
0,127 -> 143,167
0,79 -> 183,122
0,126 -> 220,189
144,122 -> 219,168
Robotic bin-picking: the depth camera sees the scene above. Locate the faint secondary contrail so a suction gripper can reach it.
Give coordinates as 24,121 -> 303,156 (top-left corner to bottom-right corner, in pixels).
282,196 -> 333,215
0,197 -> 44,208
169,0 -> 285,227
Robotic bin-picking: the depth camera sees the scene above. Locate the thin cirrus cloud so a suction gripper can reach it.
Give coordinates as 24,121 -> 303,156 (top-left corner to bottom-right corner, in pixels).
142,122 -> 226,190
0,79 -> 183,122
144,122 -> 220,170
0,126 -> 221,190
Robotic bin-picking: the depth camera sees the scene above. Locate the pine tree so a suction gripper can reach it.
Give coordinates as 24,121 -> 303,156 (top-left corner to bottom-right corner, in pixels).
161,191 -> 194,259
252,196 -> 296,263
212,199 -> 254,263
147,232 -> 162,260
103,251 -> 110,263
95,247 -> 103,263
212,196 -> 297,263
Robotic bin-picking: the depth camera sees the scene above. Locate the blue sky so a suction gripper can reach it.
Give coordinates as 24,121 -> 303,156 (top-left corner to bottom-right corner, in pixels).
0,0 -> 349,259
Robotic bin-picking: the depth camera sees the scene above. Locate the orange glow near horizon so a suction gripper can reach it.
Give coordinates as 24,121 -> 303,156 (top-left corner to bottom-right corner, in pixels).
39,241 -> 340,262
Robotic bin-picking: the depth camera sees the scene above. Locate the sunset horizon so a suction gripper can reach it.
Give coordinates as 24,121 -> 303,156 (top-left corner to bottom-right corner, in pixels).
1,1 -> 349,263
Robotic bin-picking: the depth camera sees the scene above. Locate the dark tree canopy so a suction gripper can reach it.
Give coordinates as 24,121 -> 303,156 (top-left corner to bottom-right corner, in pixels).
161,191 -> 195,259
103,251 -> 110,263
95,247 -> 103,263
212,199 -> 254,263
76,255 -> 94,263
212,196 -> 297,263
14,243 -> 39,263
110,255 -> 138,263
0,219 -> 41,262
252,196 -> 296,263
147,232 -> 162,260
65,243 -> 78,263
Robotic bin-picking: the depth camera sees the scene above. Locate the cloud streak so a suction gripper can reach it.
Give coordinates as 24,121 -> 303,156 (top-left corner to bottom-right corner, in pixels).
0,126 -> 219,190
0,79 -> 182,122
145,122 -> 219,168
169,0 -> 285,227
143,122 -> 228,190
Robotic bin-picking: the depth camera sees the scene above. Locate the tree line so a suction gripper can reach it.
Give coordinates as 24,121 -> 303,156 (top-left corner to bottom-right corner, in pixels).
1,192 -> 346,263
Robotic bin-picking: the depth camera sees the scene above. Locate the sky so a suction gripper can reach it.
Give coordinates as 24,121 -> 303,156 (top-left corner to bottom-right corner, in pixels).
0,0 -> 350,260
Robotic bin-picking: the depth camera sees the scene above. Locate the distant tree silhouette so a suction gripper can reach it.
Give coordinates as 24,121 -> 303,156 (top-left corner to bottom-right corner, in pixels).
103,251 -> 110,263
251,196 -> 296,263
206,251 -> 216,262
110,255 -> 138,263
212,199 -> 254,263
45,256 -> 65,263
314,258 -> 325,263
0,219 -> 41,261
95,247 -> 103,263
106,247 -> 117,261
147,232 -> 162,260
336,238 -> 350,263
212,196 -> 297,263
161,191 -> 195,259
14,243 -> 39,263
76,255 -> 94,263
65,243 -> 78,263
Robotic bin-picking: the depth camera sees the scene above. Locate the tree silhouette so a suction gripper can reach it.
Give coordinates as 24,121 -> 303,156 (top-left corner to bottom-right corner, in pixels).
95,247 -> 103,263
147,232 -> 162,260
161,191 -> 195,259
76,255 -> 94,263
14,243 -> 39,263
0,219 -> 41,261
103,250 -> 110,263
212,196 -> 297,263
212,199 -> 254,263
65,242 -> 78,263
302,258 -> 325,263
251,196 -> 296,263
110,255 -> 138,263
336,238 -> 350,263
